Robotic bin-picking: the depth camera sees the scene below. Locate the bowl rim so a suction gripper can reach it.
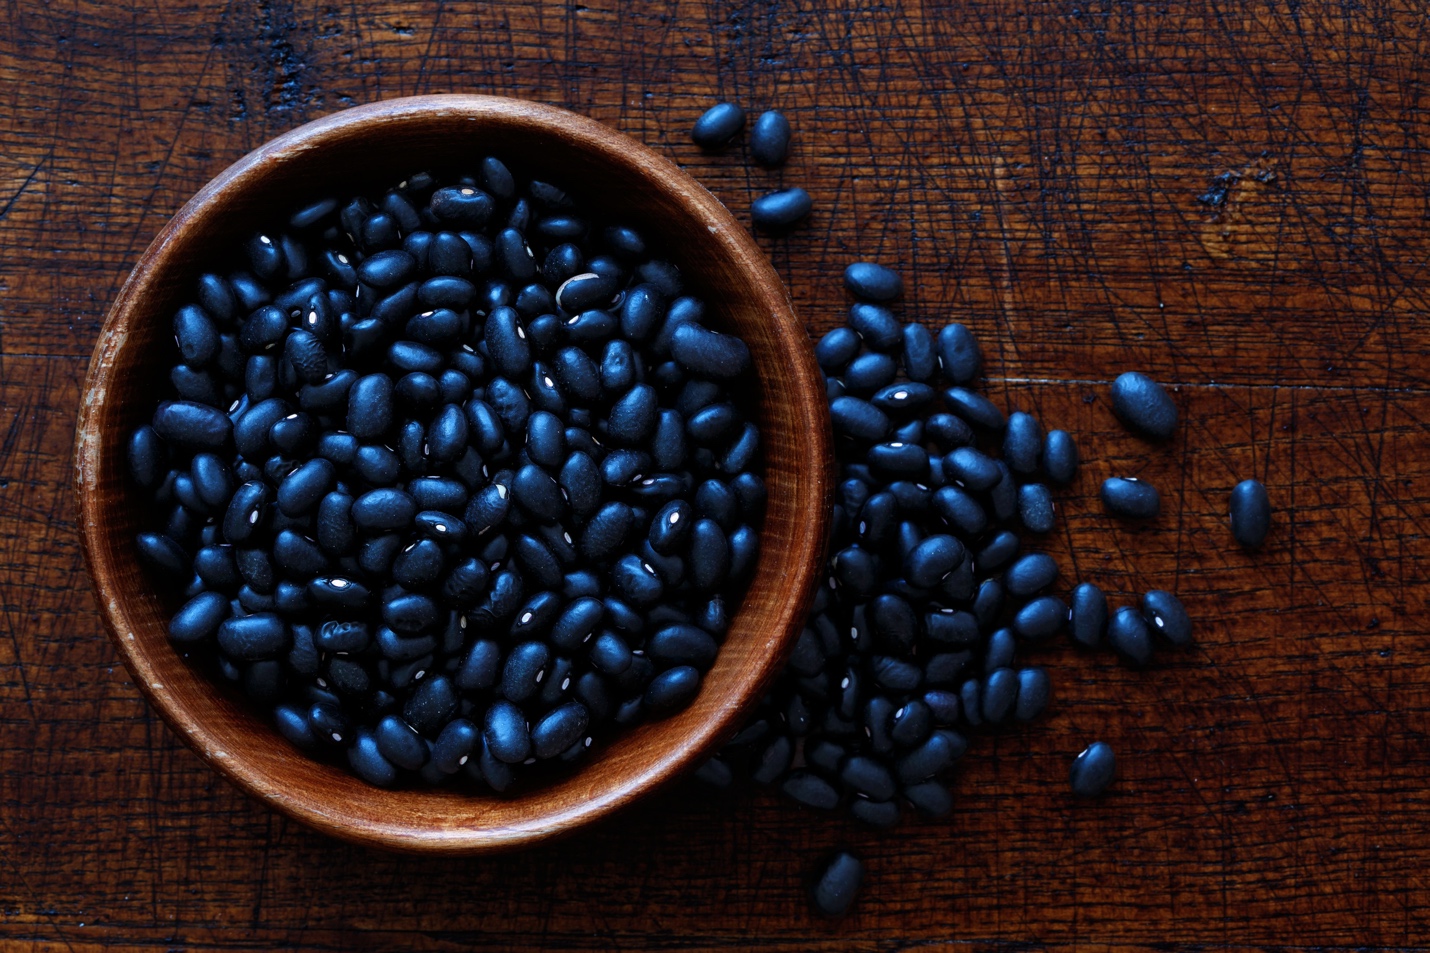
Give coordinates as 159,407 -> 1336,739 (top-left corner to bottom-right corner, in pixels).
73,94 -> 832,853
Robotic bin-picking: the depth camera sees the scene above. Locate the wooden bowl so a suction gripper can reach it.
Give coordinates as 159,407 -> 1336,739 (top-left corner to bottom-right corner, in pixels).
73,95 -> 832,853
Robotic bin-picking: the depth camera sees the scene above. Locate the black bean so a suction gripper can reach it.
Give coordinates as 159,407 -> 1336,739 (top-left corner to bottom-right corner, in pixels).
747,109 -> 792,166
406,308 -> 462,347
217,613 -> 287,660
944,446 -> 1000,490
456,639 -> 502,691
980,667 -> 1017,724
483,699 -> 531,763
274,458 -> 333,517
828,396 -> 889,443
1018,484 -> 1055,534
273,530 -> 327,577
1002,411 -> 1042,475
936,323 -> 981,385
153,400 -> 232,450
404,675 -> 458,735
842,353 -> 897,394
895,729 -> 965,784
925,412 -> 973,451
307,576 -> 370,611
346,374 -> 393,441
815,327 -> 861,374
691,102 -> 746,149
670,323 -> 753,381
431,718 -> 479,773
430,186 -> 494,227
605,383 -> 657,445
1013,667 -> 1050,722
750,187 -> 813,230
1229,478 -> 1271,549
1069,582 -> 1107,648
351,488 -> 417,533
932,485 -> 987,540
510,464 -> 564,523
780,770 -> 839,810
643,664 -> 701,714
127,425 -> 167,490
871,382 -> 935,414
896,322 -> 936,383
811,852 -> 863,917
1107,606 -> 1153,665
168,591 -> 228,643
348,729 -> 397,787
943,387 -> 1005,432
978,628 -> 1013,674
374,715 -> 426,770
751,734 -> 793,784
1004,552 -> 1057,597
844,262 -> 903,303
648,624 -> 719,670
564,308 -> 618,345
1141,589 -> 1191,646
904,534 -> 965,588
925,608 -> 979,646
1111,371 -> 1177,440
1101,476 -> 1160,519
840,755 -> 895,801
1070,741 -> 1115,797
531,702 -> 590,759
1013,595 -> 1067,642
219,481 -> 267,545
173,304 -> 220,367
588,631 -> 632,675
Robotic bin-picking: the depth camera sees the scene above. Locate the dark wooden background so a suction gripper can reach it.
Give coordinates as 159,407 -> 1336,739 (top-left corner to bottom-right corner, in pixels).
3,0 -> 1428,948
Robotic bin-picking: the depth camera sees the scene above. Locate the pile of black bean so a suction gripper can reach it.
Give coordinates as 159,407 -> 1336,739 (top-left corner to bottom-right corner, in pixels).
126,160 -> 766,790
685,262 -> 1201,915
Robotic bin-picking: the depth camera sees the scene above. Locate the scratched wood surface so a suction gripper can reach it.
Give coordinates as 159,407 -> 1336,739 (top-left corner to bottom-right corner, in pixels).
2,0 -> 1428,949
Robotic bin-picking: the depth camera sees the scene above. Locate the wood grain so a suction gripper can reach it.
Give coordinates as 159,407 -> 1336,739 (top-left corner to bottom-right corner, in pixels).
3,0 -> 1429,947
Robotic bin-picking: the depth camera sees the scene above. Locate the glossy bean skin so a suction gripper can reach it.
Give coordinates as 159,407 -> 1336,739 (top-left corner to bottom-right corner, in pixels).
749,110 -> 792,166
1101,476 -> 1161,519
1141,589 -> 1192,646
691,102 -> 746,149
1070,741 -> 1116,797
1229,478 -> 1271,548
1110,371 -> 1178,440
811,852 -> 864,917
750,188 -> 813,230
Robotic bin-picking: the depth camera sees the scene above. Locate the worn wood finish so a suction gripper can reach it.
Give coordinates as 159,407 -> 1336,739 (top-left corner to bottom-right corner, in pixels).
74,96 -> 832,852
3,0 -> 1429,946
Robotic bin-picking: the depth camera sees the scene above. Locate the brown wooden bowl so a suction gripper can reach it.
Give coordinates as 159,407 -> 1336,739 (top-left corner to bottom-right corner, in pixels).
73,95 -> 832,853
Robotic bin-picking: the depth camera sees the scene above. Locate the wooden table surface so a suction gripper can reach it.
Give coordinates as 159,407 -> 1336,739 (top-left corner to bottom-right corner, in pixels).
3,1 -> 1428,949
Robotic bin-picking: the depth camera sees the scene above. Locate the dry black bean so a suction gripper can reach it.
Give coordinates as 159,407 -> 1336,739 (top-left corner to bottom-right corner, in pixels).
1229,478 -> 1271,549
1069,741 -> 1115,797
1002,411 -> 1042,475
1101,476 -> 1161,519
1110,371 -> 1177,440
750,187 -> 813,230
1069,582 -> 1108,648
1141,589 -> 1191,646
935,323 -> 981,385
1107,606 -> 1153,665
811,852 -> 863,917
691,102 -> 746,149
1017,483 -> 1055,533
749,110 -> 791,166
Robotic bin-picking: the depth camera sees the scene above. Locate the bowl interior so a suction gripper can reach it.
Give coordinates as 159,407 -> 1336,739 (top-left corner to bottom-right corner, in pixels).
75,96 -> 831,852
